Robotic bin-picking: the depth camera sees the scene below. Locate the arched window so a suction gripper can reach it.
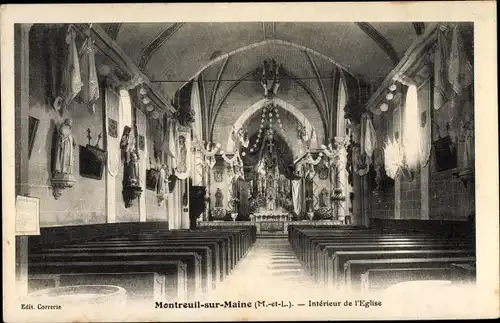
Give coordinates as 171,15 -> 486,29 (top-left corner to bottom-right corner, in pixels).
403,84 -> 420,168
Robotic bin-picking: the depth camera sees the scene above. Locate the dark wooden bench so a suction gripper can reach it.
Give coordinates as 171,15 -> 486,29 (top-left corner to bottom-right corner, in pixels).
344,257 -> 475,290
32,244 -> 214,292
29,251 -> 202,299
28,260 -> 187,301
330,249 -> 474,288
360,267 -> 453,292
312,238 -> 472,280
319,242 -> 474,284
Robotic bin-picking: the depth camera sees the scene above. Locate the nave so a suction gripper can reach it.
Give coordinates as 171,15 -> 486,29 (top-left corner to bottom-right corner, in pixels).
26,220 -> 476,310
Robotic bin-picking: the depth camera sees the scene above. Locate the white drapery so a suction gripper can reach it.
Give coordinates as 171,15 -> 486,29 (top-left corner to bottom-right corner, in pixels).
165,119 -> 179,170
356,113 -> 377,176
403,84 -> 420,169
136,109 -> 148,188
119,90 -> 133,130
105,86 -> 121,177
174,127 -> 191,180
292,179 -> 302,216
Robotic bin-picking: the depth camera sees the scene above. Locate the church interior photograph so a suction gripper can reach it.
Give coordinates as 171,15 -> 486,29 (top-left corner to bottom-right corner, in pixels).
13,21 -> 476,307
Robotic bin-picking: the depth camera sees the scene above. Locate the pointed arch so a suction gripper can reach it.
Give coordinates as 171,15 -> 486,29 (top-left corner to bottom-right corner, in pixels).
226,98 -> 316,151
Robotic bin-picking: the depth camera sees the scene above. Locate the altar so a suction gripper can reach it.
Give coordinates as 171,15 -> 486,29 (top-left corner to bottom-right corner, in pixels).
250,211 -> 292,233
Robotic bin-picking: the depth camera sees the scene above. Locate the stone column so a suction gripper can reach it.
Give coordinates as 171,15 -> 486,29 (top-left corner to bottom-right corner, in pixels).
15,23 -> 33,298
181,179 -> 190,229
334,136 -> 348,222
349,124 -> 365,226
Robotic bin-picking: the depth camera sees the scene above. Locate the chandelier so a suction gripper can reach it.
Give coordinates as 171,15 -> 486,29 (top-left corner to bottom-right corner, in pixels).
260,59 -> 280,98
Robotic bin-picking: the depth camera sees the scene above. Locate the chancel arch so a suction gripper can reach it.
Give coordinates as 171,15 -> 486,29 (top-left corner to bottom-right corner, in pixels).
225,98 -> 318,154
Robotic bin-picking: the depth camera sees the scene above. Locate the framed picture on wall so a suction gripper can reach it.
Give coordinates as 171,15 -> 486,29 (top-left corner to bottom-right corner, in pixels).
79,145 -> 107,180
146,168 -> 159,191
433,136 -> 457,172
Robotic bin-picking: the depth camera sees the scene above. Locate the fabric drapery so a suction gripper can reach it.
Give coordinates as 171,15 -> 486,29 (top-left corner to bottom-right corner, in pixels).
105,86 -> 121,177
165,119 -> 179,170
403,84 -> 420,169
447,24 -> 473,98
79,37 -> 100,114
149,117 -> 164,163
419,82 -> 432,167
136,109 -> 148,188
433,26 -> 451,112
174,127 -> 191,180
356,113 -> 376,176
55,25 -> 83,112
292,179 -> 302,215
361,113 -> 377,159
433,24 -> 473,142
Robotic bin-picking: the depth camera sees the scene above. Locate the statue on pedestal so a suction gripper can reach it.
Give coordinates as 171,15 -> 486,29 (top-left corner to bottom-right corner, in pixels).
51,118 -> 76,199
54,118 -> 75,175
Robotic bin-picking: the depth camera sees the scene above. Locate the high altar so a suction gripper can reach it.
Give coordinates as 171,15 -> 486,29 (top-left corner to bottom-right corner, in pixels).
247,144 -> 294,232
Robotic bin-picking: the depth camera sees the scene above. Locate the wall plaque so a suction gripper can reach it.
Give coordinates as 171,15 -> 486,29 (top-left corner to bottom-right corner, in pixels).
15,195 -> 40,236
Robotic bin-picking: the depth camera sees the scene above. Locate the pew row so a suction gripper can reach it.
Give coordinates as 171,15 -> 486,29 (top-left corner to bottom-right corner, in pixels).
287,220 -> 475,292
28,223 -> 256,303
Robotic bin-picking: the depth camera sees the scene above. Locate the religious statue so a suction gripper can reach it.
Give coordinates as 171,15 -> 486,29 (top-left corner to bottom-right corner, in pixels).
459,118 -> 474,170
215,188 -> 223,208
54,118 -> 75,175
266,187 -> 275,211
319,188 -> 328,207
177,135 -> 187,173
126,152 -> 140,187
51,118 -> 77,199
156,164 -> 168,195
155,164 -> 169,206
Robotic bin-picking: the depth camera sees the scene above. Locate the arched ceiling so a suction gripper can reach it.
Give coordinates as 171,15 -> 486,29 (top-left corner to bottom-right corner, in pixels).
101,22 -> 429,100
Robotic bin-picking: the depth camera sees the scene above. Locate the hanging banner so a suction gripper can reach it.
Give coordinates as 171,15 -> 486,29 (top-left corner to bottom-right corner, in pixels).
166,119 -> 179,170
54,25 -> 83,112
356,113 -> 376,176
79,37 -> 100,114
136,109 -> 148,188
105,85 -> 121,177
175,125 -> 191,180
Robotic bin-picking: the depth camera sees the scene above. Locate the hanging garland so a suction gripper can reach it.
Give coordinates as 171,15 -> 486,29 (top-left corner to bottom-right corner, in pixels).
193,137 -> 220,169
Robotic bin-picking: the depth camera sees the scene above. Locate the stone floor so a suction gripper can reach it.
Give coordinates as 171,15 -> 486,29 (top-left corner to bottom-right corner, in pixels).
202,237 -> 327,302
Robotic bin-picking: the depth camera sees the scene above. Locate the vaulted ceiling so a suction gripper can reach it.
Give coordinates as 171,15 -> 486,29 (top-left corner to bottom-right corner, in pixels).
100,22 -> 432,101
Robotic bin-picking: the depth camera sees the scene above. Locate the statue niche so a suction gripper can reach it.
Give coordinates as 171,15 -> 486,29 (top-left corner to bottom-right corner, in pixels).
51,118 -> 77,199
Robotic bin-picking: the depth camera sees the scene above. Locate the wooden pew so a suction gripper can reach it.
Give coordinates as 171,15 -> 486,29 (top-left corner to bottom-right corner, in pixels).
29,251 -> 203,299
287,222 -> 475,292
319,242 -> 473,284
32,245 -> 214,292
75,235 -> 229,282
313,238 -> 472,280
29,225 -> 255,301
360,267 -> 452,292
344,257 -> 475,290
28,260 -> 187,301
330,249 -> 474,288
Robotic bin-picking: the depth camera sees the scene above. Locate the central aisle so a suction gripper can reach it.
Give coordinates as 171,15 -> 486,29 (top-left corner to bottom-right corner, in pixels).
203,237 -> 326,301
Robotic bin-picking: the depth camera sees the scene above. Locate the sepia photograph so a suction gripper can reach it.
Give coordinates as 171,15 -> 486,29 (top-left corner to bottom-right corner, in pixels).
2,2 -> 498,322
